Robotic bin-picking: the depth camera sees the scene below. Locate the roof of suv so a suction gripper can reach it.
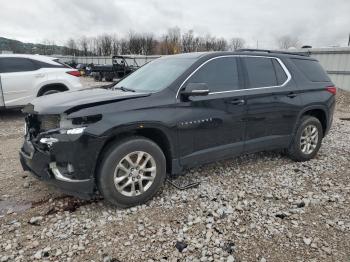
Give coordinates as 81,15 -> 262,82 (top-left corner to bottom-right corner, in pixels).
168,49 -> 313,60
0,54 -> 59,65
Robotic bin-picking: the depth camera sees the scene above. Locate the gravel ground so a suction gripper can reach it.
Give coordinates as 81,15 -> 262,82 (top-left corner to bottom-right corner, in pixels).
0,78 -> 349,262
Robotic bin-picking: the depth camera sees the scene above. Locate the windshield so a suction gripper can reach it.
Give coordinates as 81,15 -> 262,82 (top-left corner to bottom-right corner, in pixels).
115,57 -> 195,92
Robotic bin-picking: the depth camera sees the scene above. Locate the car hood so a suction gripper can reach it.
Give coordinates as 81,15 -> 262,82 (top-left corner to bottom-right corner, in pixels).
23,87 -> 151,115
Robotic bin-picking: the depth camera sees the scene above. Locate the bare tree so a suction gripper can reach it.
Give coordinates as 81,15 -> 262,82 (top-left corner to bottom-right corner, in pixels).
230,37 -> 245,50
143,34 -> 155,55
162,27 -> 181,54
65,38 -> 77,56
278,35 -> 299,49
182,30 -> 195,53
79,36 -> 89,56
111,35 -> 120,55
120,39 -> 129,55
214,38 -> 228,51
128,32 -> 143,54
99,34 -> 113,56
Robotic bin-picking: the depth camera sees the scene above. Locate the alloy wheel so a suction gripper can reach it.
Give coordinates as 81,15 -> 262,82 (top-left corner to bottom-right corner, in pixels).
113,151 -> 156,197
300,124 -> 319,154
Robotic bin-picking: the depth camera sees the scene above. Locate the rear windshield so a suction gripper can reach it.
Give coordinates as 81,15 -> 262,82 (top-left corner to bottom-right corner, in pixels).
53,59 -> 70,68
292,58 -> 330,82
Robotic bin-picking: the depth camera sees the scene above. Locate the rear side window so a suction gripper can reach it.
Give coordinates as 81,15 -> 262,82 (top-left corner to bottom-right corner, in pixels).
188,57 -> 240,92
272,59 -> 288,85
292,58 -> 330,82
242,57 -> 278,88
0,58 -> 39,73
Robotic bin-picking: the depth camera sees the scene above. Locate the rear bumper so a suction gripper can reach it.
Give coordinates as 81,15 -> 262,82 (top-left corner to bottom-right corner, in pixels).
19,133 -> 105,199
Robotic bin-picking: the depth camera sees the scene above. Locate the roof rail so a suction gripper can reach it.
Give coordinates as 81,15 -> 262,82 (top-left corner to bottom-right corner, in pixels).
237,49 -> 310,57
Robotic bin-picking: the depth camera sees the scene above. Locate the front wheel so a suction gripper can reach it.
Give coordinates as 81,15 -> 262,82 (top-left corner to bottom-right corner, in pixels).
97,137 -> 166,208
287,116 -> 323,161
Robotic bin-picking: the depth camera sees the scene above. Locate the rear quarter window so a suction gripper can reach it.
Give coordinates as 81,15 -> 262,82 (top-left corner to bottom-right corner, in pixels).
272,59 -> 288,85
292,58 -> 330,82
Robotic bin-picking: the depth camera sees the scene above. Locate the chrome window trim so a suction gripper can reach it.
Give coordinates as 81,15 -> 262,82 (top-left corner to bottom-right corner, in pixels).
176,55 -> 292,99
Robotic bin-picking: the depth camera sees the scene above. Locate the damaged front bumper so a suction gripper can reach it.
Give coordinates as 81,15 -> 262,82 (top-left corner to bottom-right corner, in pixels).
19,131 -> 106,199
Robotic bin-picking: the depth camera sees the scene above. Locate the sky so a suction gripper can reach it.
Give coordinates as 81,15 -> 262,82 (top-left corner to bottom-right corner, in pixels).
0,0 -> 349,48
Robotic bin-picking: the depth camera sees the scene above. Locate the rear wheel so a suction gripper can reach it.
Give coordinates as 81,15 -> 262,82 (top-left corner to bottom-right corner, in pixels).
288,116 -> 323,161
93,72 -> 103,81
104,72 -> 114,82
97,137 -> 166,208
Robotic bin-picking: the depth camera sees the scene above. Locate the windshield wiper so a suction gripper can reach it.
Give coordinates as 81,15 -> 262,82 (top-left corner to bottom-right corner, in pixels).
113,86 -> 135,92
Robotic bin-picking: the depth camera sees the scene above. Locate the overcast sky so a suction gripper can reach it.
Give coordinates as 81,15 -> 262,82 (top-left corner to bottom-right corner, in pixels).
0,0 -> 349,48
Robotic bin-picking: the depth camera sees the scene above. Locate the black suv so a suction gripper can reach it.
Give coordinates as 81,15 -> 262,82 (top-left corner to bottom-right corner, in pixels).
20,50 -> 336,207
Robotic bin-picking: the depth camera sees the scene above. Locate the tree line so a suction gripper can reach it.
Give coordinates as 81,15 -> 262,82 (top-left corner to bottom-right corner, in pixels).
63,27 -> 248,56
1,27 -> 301,56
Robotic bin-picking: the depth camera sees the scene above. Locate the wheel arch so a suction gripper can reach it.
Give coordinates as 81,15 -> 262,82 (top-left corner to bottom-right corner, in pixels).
94,125 -> 175,181
296,105 -> 328,136
37,83 -> 69,97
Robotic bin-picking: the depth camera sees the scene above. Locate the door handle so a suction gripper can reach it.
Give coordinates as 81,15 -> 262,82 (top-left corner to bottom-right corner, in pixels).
227,99 -> 245,105
286,92 -> 297,98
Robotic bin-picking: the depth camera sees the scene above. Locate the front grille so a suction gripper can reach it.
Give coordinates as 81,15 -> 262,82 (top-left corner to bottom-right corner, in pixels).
38,115 -> 60,131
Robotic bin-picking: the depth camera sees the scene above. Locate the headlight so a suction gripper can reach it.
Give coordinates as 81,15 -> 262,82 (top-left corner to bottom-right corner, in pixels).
59,114 -> 101,130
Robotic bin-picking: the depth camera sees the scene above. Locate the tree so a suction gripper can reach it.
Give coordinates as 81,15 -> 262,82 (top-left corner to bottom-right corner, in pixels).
128,32 -> 143,54
111,35 -> 120,55
79,36 -> 89,56
230,37 -> 245,50
182,30 -> 196,53
278,35 -> 299,49
161,27 -> 181,54
213,38 -> 228,51
99,34 -> 113,56
143,34 -> 155,55
65,38 -> 77,56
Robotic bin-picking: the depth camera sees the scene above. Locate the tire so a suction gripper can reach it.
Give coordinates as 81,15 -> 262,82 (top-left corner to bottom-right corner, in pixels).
287,116 -> 323,162
93,72 -> 103,81
104,72 -> 114,82
97,137 -> 167,208
41,89 -> 61,96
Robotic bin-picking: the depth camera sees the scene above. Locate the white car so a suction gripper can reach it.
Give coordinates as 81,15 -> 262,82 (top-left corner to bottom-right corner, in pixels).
0,54 -> 82,108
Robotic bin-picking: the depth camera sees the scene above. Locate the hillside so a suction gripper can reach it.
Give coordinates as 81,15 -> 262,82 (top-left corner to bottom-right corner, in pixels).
0,37 -> 73,55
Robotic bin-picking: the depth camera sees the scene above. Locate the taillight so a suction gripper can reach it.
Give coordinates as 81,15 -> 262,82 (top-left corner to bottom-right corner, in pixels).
66,70 -> 81,77
326,86 -> 337,95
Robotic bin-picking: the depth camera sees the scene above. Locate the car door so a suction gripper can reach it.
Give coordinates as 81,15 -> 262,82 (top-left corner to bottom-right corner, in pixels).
240,56 -> 302,152
177,56 -> 247,167
0,57 -> 42,107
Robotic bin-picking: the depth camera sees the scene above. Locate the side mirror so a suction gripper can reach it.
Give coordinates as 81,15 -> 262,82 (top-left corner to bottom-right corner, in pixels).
181,83 -> 210,98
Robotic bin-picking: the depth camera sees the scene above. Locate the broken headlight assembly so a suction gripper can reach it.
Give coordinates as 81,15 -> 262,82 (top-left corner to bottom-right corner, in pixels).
59,114 -> 102,134
38,114 -> 102,146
